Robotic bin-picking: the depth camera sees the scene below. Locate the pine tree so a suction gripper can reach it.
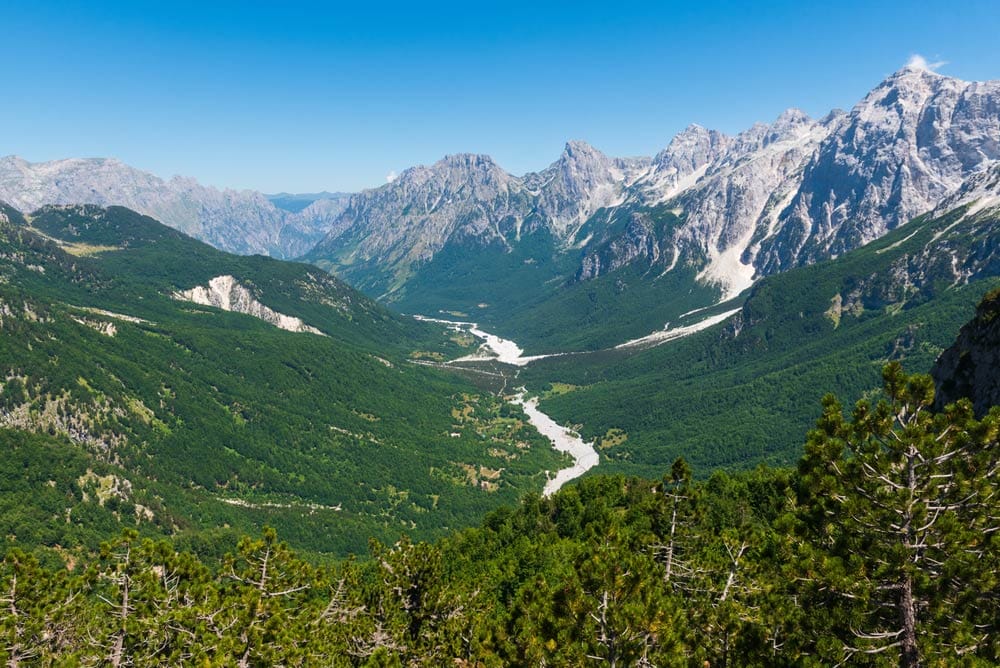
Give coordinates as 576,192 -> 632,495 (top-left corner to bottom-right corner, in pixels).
221,527 -> 317,667
794,363 -> 1000,666
0,549 -> 80,666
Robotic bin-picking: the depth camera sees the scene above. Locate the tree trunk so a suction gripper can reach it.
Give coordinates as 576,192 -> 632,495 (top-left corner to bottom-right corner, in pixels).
664,494 -> 678,583
899,573 -> 920,668
899,448 -> 920,668
111,572 -> 129,668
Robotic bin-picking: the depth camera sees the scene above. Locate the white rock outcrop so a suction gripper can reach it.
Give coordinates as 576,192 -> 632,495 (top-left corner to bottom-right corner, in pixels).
173,275 -> 324,335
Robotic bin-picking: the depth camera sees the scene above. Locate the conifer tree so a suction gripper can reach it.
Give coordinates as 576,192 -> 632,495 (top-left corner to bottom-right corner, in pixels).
794,363 -> 1000,666
221,527 -> 317,667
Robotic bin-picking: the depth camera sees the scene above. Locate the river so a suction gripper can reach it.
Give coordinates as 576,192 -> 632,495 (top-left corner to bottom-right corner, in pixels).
415,315 -> 598,494
415,309 -> 738,495
512,391 -> 600,496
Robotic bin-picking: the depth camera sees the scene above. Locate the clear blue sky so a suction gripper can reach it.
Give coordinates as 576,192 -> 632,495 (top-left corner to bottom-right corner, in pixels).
4,1 -> 1000,193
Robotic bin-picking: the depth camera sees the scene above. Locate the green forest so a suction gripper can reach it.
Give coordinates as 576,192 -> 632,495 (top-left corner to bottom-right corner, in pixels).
3,199 -> 1000,665
525,202 -> 1000,476
2,364 -> 998,666
0,204 -> 565,557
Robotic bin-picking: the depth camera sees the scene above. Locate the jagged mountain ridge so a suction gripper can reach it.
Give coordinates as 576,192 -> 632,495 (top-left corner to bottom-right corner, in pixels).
308,64 -> 1000,331
0,156 -> 350,259
755,65 -> 1000,275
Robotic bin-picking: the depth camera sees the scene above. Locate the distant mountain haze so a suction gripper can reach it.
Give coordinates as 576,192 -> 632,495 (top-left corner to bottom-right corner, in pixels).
0,157 -> 348,259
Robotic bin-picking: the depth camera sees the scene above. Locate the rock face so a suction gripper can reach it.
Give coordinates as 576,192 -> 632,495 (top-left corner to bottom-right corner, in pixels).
655,108 -> 834,297
932,288 -> 1000,416
173,275 -> 325,335
322,154 -> 532,276
524,141 -> 650,239
756,64 -> 1000,276
306,144 -> 650,288
310,64 -> 1000,304
0,157 -> 346,259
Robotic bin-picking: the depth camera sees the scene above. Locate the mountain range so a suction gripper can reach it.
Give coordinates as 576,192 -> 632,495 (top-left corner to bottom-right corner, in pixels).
306,63 -> 1000,350
6,63 -> 998,355
0,157 -> 350,259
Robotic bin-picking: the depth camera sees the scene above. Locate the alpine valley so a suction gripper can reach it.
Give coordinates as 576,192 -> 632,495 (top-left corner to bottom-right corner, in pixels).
5,57 -> 1000,666
0,202 -> 567,557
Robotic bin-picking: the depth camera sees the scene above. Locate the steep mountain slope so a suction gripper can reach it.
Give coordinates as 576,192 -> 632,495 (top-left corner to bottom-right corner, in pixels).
0,203 -> 563,557
755,64 -> 1000,275
0,157 -> 345,259
521,176 -> 1000,476
308,64 -> 1000,351
932,287 -> 1000,415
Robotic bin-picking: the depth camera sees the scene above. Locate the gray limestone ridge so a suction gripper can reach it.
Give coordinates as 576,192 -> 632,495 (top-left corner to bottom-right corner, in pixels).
0,156 -> 349,259
311,63 -> 1000,300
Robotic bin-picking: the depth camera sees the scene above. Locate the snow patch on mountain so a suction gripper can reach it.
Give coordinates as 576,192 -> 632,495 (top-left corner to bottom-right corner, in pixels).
696,228 -> 758,299
615,308 -> 741,350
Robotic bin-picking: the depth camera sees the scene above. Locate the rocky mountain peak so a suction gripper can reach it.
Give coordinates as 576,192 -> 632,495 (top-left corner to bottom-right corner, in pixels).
723,109 -> 821,158
653,124 -> 731,173
852,64 -> 976,138
396,153 -> 516,193
562,139 -> 602,159
553,141 -> 615,184
770,108 -> 813,136
435,153 -> 500,170
752,66 -> 1000,278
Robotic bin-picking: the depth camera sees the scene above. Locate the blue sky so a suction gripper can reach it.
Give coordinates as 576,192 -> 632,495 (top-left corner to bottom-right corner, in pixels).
3,1 -> 1000,193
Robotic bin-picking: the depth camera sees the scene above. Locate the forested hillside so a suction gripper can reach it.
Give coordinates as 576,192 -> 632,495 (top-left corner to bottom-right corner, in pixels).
2,363 -> 997,666
0,203 -> 565,558
526,199 -> 1000,475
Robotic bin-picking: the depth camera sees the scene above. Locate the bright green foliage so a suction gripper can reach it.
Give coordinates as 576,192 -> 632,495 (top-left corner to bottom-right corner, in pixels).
219,527 -> 319,665
2,199 -> 1000,664
792,363 -> 1000,666
0,549 -> 80,663
0,387 -> 997,667
0,204 -> 564,558
526,202 -> 1000,476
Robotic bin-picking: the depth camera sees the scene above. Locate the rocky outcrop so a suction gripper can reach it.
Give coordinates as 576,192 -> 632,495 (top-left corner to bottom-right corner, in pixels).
524,141 -> 649,239
932,288 -> 1000,415
577,212 -> 664,280
674,108 -> 833,297
173,275 -> 325,335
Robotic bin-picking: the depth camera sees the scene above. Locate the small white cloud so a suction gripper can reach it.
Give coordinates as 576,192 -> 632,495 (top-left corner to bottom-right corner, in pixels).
905,54 -> 948,72
385,170 -> 398,183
